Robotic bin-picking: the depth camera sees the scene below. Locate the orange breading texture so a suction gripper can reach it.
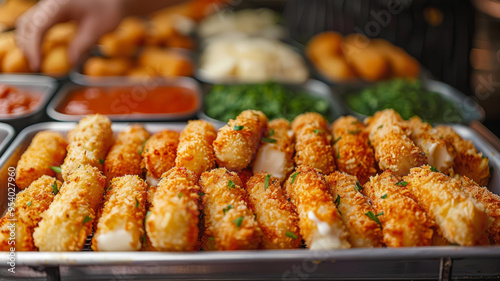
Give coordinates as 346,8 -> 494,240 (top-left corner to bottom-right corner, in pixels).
284,166 -> 350,249
61,114 -> 113,180
175,120 -> 217,177
363,170 -> 433,247
0,176 -> 60,251
15,131 -> 67,189
325,172 -> 383,248
92,175 -> 147,251
104,125 -> 150,186
459,176 -> 500,245
199,168 -> 261,250
213,110 -> 268,171
246,173 -> 302,249
365,109 -> 426,176
146,167 -> 200,251
141,129 -> 180,180
33,165 -> 105,251
331,116 -> 376,184
434,125 -> 490,186
292,113 -> 336,174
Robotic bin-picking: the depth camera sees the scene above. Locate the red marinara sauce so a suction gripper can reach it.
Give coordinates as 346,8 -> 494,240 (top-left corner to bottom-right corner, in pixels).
0,85 -> 41,117
60,86 -> 198,116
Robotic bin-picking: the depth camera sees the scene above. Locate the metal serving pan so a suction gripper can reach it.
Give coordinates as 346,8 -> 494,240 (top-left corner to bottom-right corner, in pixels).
0,75 -> 58,131
0,122 -> 499,280
0,123 -> 14,157
46,77 -> 202,122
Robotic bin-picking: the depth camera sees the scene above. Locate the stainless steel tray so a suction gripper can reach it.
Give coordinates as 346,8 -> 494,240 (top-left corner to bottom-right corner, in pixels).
0,123 -> 14,157
0,122 -> 499,280
46,77 -> 202,122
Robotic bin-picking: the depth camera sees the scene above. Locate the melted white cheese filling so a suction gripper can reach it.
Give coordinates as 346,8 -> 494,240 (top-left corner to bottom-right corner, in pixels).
96,229 -> 135,251
252,144 -> 286,181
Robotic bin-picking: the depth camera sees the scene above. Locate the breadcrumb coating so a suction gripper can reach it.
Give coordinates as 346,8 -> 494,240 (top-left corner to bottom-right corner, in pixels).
140,130 -> 179,185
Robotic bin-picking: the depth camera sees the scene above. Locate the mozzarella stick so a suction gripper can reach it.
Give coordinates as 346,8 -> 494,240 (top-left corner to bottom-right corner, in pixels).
331,116 -> 377,184
199,168 -> 261,250
363,170 -> 433,247
61,114 -> 113,180
0,176 -> 60,251
406,117 -> 455,174
33,165 -> 105,251
15,131 -> 67,189
460,176 -> 500,245
92,175 -> 147,251
104,125 -> 150,186
365,109 -> 426,176
213,110 -> 268,171
292,113 -> 336,174
284,166 -> 350,249
435,125 -> 490,186
252,118 -> 295,182
325,172 -> 383,248
175,120 -> 217,177
246,173 -> 302,249
146,167 -> 200,251
140,130 -> 179,186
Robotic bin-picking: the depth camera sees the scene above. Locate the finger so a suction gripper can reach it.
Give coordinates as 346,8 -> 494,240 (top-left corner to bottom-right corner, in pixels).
67,17 -> 107,65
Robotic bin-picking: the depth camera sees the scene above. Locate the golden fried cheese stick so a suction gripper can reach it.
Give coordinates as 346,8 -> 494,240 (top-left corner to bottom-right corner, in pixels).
404,166 -> 490,246
435,125 -> 490,186
246,173 -> 302,249
140,130 -> 179,186
61,114 -> 113,180
325,172 -> 383,248
175,120 -> 217,177
146,167 -> 200,251
284,166 -> 350,249
0,176 -> 61,251
331,116 -> 377,184
363,170 -> 433,247
365,109 -> 426,176
15,131 -> 67,189
104,125 -> 150,186
92,175 -> 147,251
199,168 -> 261,250
291,113 -> 336,174
406,116 -> 455,174
213,110 -> 268,171
460,176 -> 500,245
252,118 -> 295,182
33,165 -> 105,251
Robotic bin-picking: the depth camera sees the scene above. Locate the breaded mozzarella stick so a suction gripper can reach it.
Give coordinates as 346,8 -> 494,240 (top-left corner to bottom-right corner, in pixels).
140,130 -> 179,186
33,165 -> 105,251
284,166 -> 350,249
15,131 -> 67,189
246,173 -> 302,249
325,172 -> 383,248
199,168 -> 261,250
213,110 -> 268,171
92,175 -> 147,251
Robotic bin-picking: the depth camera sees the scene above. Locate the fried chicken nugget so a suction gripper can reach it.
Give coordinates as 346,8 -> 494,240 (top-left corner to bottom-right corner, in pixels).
284,166 -> 350,249
92,175 -> 147,251
61,114 -> 113,180
365,109 -> 426,176
325,172 -> 383,248
342,34 -> 390,81
292,113 -> 336,174
252,118 -> 295,182
213,110 -> 268,171
146,167 -> 200,251
0,176 -> 60,251
404,166 -> 490,246
435,125 -> 490,186
363,170 -> 433,247
175,120 -> 217,177
331,116 -> 377,184
15,131 -> 67,189
104,125 -> 150,186
140,130 -> 179,186
199,168 -> 261,250
33,165 -> 105,251
246,173 -> 302,249
370,39 -> 420,78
